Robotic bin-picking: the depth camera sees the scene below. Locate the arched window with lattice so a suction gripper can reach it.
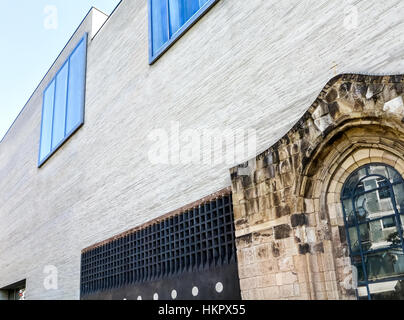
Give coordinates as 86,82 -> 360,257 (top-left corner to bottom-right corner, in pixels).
341,163 -> 404,300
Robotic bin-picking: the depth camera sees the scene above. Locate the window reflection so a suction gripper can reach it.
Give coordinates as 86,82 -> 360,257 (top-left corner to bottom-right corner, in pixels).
370,280 -> 404,300
358,219 -> 398,252
393,183 -> 404,214
366,249 -> 404,281
352,255 -> 365,282
341,163 -> 404,300
354,179 -> 395,221
358,280 -> 404,300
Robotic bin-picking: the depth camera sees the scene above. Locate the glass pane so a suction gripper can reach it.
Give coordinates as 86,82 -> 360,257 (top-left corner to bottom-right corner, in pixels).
352,255 -> 365,282
354,188 -> 395,222
199,0 -> 209,6
367,164 -> 402,184
359,223 -> 371,251
393,183 -> 404,214
369,280 -> 404,300
169,0 -> 184,35
66,38 -> 86,134
377,179 -> 390,199
52,61 -> 69,148
151,0 -> 169,55
348,227 -> 360,253
169,0 -> 200,36
39,80 -> 55,162
365,248 -> 404,281
363,219 -> 399,252
368,164 -> 390,179
342,167 -> 367,198
387,167 -> 403,183
360,176 -> 378,192
382,216 -> 395,229
342,198 -> 355,224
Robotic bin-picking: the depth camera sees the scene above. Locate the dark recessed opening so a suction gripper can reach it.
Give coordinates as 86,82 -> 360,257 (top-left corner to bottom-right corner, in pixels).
0,279 -> 26,300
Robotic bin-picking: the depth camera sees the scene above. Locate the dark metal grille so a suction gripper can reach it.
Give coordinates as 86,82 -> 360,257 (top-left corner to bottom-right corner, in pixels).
80,194 -> 236,296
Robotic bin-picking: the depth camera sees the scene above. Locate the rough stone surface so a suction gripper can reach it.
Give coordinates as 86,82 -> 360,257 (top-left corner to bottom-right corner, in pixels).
231,74 -> 404,300
291,214 -> 307,228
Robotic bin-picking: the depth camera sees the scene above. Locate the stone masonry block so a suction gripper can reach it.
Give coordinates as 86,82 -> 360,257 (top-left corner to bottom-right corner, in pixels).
291,213 -> 307,227
274,224 -> 292,240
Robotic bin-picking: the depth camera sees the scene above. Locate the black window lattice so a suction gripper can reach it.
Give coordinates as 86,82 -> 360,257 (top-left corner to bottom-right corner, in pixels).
80,194 -> 236,296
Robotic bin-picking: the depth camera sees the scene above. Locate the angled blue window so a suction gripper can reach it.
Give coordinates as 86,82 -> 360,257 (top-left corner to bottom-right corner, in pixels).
39,80 -> 55,161
38,34 -> 87,167
52,62 -> 69,149
66,35 -> 87,135
148,0 -> 219,64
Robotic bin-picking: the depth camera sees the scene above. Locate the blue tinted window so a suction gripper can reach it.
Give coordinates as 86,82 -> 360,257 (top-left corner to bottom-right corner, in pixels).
66,39 -> 86,134
149,0 -> 218,63
168,0 -> 182,36
169,0 -> 199,36
151,0 -> 169,56
52,61 -> 69,148
38,34 -> 87,167
39,80 -> 55,161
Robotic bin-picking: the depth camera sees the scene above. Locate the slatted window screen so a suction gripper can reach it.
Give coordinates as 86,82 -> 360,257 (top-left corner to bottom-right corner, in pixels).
80,194 -> 236,296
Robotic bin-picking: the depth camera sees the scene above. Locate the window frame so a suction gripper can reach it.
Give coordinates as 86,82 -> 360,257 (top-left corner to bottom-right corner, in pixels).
340,163 -> 404,300
381,216 -> 396,229
148,0 -> 219,64
38,33 -> 88,168
377,178 -> 391,200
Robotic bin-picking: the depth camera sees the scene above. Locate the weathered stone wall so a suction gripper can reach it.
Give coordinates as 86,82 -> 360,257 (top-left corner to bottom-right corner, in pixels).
230,74 -> 404,300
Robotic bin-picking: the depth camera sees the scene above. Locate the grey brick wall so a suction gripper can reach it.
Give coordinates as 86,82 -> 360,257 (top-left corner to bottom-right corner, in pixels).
1,0 -> 404,299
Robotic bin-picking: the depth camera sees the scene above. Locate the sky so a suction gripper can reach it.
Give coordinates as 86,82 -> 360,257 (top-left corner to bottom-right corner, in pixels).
0,0 -> 121,141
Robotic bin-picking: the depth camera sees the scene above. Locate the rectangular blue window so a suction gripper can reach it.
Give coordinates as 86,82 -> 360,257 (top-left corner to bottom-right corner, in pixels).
39,80 -> 55,161
148,0 -> 219,64
38,34 -> 87,167
151,0 -> 169,55
52,62 -> 69,149
66,38 -> 87,135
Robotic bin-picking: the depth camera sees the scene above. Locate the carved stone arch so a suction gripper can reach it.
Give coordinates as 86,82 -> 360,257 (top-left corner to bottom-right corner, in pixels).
230,74 -> 404,300
299,118 -> 404,206
297,120 -> 404,299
